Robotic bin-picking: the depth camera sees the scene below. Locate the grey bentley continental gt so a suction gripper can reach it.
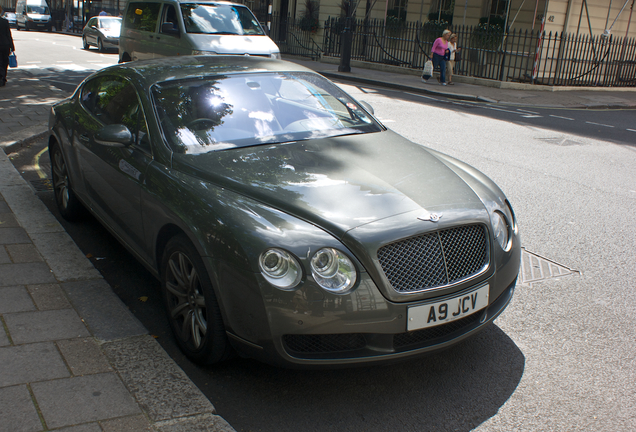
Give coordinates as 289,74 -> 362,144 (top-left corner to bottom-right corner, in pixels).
48,56 -> 520,367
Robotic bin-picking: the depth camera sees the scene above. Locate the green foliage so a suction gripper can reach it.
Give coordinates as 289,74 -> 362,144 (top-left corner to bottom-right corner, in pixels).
428,12 -> 453,25
300,0 -> 320,32
479,16 -> 506,29
299,15 -> 320,32
385,15 -> 405,37
471,22 -> 504,50
420,20 -> 449,43
387,8 -> 406,22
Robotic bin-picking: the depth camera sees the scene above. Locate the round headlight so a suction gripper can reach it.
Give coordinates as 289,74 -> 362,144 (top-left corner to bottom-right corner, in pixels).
492,211 -> 511,251
310,248 -> 357,294
259,249 -> 302,289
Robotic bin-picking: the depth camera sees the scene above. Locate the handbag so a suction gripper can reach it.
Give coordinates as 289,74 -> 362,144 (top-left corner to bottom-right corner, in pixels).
455,49 -> 462,62
421,60 -> 433,81
8,52 -> 17,68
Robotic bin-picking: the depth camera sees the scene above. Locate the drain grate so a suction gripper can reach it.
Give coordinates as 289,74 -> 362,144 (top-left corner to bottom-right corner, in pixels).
520,248 -> 579,286
30,178 -> 54,192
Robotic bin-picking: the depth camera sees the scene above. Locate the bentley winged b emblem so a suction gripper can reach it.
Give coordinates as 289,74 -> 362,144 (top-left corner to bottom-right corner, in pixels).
418,210 -> 443,222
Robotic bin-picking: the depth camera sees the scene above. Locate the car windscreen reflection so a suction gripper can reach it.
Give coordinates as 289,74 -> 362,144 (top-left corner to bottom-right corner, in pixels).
152,72 -> 384,154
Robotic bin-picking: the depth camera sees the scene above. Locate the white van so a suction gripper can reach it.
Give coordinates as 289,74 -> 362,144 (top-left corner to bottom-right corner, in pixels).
16,0 -> 52,32
119,0 -> 279,62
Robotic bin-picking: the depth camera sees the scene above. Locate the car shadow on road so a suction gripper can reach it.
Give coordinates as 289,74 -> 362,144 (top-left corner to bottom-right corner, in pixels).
198,325 -> 524,432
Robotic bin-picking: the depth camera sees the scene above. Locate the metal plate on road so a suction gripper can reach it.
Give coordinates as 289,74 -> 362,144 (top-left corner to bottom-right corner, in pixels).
407,284 -> 489,331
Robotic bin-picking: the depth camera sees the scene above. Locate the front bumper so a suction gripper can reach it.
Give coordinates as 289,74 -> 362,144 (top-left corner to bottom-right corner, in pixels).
223,267 -> 518,367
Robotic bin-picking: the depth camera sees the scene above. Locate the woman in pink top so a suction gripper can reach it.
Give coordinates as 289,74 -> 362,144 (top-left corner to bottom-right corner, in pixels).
430,29 -> 451,85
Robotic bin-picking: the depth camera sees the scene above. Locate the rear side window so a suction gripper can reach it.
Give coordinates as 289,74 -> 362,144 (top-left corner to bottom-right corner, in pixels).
125,2 -> 161,32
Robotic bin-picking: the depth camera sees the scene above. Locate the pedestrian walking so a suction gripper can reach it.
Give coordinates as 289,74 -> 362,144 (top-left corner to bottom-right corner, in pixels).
0,5 -> 15,87
446,34 -> 460,85
431,29 -> 451,85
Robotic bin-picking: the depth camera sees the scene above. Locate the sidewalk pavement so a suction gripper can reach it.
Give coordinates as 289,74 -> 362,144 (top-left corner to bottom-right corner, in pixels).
1,55 -> 635,432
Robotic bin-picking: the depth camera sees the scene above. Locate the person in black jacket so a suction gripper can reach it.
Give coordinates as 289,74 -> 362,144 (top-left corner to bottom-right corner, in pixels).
0,5 -> 16,86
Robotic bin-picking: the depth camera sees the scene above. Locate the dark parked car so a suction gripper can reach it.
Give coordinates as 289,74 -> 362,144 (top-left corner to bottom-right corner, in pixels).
82,16 -> 121,52
48,56 -> 520,367
2,11 -> 17,27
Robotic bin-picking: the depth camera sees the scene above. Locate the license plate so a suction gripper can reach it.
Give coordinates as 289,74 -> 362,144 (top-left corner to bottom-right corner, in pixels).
407,284 -> 489,331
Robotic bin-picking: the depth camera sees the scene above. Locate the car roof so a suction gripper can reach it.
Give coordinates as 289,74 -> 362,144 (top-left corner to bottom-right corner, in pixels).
104,56 -> 313,85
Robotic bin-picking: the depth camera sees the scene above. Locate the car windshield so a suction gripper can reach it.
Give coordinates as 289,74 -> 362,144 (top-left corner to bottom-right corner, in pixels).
99,17 -> 121,30
27,5 -> 49,14
152,72 -> 383,154
180,3 -> 263,35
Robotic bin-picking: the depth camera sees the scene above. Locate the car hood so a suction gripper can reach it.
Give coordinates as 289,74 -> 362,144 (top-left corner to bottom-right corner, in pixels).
172,130 -> 487,239
186,34 -> 279,55
100,28 -> 120,38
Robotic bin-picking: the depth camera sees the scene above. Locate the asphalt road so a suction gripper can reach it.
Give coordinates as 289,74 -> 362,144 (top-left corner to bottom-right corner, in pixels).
8,31 -> 636,431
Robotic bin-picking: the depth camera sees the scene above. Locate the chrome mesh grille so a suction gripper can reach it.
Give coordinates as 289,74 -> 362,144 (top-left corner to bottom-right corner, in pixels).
377,225 -> 488,293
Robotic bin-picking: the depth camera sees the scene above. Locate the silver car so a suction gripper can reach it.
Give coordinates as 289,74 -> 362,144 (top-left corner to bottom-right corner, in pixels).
2,11 -> 17,27
82,16 -> 121,52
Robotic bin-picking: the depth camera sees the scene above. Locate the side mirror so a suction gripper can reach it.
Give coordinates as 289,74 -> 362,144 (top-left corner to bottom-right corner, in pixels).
161,22 -> 179,35
359,100 -> 374,115
95,124 -> 133,147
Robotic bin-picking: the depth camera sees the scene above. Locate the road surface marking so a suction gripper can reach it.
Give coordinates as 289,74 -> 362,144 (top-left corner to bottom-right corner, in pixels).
550,115 -> 575,121
585,121 -> 614,128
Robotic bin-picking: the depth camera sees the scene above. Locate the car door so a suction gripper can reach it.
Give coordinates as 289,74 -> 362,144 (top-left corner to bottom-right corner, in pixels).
74,75 -> 154,257
86,17 -> 97,44
154,3 -> 187,57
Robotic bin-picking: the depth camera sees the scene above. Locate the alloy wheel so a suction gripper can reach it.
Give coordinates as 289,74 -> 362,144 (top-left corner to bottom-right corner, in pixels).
52,147 -> 71,211
165,250 -> 208,349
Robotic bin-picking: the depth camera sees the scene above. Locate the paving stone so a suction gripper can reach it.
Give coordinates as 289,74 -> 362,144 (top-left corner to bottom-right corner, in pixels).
62,280 -> 147,342
31,373 -> 141,429
0,246 -> 10,264
0,325 -> 9,347
154,413 -> 236,432
6,244 -> 43,263
0,185 -> 65,234
100,414 -> 154,432
57,338 -> 113,376
0,385 -> 43,432
30,232 -> 101,282
0,262 -> 56,286
0,227 -> 31,244
0,342 -> 69,387
4,309 -> 90,344
27,284 -> 72,311
102,335 -> 215,422
0,286 -> 36,313
55,424 -> 102,432
0,212 -> 20,227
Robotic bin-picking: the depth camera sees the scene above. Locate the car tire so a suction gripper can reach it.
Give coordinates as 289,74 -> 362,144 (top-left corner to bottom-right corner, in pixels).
50,143 -> 85,221
97,38 -> 104,53
161,234 -> 234,365
83,36 -> 89,50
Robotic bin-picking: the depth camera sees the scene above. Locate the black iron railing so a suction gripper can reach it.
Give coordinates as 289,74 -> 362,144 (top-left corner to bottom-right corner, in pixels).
270,13 -> 635,87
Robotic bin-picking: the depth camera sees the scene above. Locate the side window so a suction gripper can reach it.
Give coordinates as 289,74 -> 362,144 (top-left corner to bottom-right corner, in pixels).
80,77 -> 100,114
125,2 -> 161,32
87,17 -> 96,27
91,77 -> 151,151
160,4 -> 179,33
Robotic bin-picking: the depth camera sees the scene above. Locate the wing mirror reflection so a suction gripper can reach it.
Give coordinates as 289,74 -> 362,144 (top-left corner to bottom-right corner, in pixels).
95,124 -> 133,147
359,100 -> 374,115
